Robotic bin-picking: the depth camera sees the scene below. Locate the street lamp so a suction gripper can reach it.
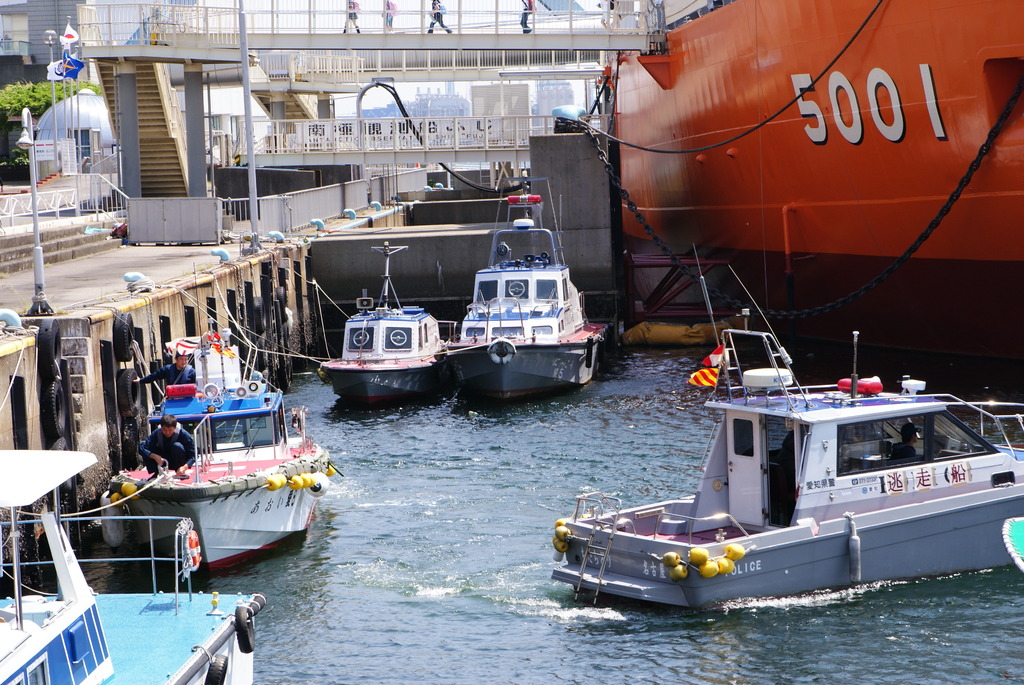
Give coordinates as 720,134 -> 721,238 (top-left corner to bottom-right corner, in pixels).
17,108 -> 54,316
43,29 -> 58,175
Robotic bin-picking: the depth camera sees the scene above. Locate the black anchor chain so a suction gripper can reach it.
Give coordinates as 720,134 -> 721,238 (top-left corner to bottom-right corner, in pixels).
565,71 -> 1024,320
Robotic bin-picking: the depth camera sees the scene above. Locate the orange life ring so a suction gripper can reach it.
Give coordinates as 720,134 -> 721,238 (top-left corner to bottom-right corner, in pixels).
187,530 -> 202,571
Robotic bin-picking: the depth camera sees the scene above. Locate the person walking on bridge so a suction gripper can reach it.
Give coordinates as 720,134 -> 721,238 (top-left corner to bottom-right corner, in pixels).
521,0 -> 534,33
344,0 -> 361,33
428,0 -> 452,33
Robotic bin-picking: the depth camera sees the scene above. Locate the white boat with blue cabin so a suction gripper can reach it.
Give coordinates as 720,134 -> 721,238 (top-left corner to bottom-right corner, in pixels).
320,243 -> 451,405
1,449 -> 265,685
111,332 -> 333,568
551,329 -> 1024,607
446,193 -> 607,399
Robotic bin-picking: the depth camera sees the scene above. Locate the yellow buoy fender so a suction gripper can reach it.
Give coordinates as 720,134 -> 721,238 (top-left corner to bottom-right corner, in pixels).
288,475 -> 305,490
699,560 -> 720,578
689,547 -> 710,566
120,482 -> 138,497
110,492 -> 123,504
669,564 -> 689,582
724,543 -> 746,561
554,525 -> 570,541
552,537 -> 569,553
717,557 -> 735,574
554,518 -> 568,529
662,552 -> 681,568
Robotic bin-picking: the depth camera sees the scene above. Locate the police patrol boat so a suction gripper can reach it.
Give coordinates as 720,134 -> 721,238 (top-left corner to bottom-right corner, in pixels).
110,332 -> 335,568
446,193 -> 607,399
551,329 -> 1024,608
1,449 -> 265,685
319,243 -> 452,405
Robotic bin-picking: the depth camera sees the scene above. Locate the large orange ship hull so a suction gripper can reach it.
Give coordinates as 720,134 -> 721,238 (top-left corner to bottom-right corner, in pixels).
616,0 -> 1024,357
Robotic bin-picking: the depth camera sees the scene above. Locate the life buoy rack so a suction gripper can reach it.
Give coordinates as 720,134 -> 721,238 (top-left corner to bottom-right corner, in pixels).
187,530 -> 202,572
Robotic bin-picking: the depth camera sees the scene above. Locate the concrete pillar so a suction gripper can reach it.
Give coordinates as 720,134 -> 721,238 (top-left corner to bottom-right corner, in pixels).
116,63 -> 142,198
184,64 -> 207,198
317,95 -> 333,119
269,94 -> 287,121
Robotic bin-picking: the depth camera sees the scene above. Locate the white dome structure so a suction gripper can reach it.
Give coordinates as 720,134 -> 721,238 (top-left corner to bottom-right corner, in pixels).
36,88 -> 115,149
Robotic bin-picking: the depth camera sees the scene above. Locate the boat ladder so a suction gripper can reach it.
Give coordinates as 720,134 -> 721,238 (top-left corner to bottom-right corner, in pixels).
575,520 -> 617,603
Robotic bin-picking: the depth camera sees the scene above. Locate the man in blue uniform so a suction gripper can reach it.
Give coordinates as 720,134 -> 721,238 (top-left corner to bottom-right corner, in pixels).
139,414 -> 196,476
136,351 -> 196,387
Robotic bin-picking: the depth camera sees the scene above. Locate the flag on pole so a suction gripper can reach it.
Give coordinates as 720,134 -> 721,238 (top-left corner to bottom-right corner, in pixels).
61,22 -> 79,47
688,342 -> 725,387
46,60 -> 63,81
58,51 -> 85,80
688,366 -> 720,387
702,343 -> 724,367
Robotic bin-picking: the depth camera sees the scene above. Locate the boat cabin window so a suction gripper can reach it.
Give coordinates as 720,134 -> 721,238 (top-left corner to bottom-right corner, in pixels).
532,326 -> 553,335
475,280 -> 498,303
194,414 -> 276,451
733,418 -> 754,456
348,327 -> 374,351
505,279 -> 529,299
536,279 -> 558,300
384,327 -> 413,351
837,411 -> 992,475
464,327 -> 485,339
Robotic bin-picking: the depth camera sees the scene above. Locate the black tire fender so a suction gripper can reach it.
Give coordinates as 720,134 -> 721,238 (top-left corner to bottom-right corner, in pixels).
203,655 -> 228,685
116,368 -> 140,415
36,319 -> 62,381
234,605 -> 255,654
40,379 -> 66,440
121,416 -> 140,470
112,312 -> 134,363
251,297 -> 266,335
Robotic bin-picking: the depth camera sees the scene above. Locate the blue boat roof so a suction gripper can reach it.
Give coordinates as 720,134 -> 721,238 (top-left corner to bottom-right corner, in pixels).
155,393 -> 281,422
95,592 -> 247,683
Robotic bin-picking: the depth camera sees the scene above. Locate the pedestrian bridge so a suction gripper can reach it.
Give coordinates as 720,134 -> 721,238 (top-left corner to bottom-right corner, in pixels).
80,0 -> 659,59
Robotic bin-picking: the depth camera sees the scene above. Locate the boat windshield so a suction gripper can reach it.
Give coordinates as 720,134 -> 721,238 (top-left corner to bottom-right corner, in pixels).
182,413 -> 277,452
836,410 -> 992,476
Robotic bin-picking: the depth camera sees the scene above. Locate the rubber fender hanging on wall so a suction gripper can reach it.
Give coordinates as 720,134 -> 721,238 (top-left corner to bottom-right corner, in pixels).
250,297 -> 266,335
115,368 -> 140,415
112,312 -> 134,363
40,379 -> 67,440
36,319 -> 62,382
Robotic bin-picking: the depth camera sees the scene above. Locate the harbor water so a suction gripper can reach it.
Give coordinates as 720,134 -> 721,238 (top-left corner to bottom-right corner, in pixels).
93,344 -> 1024,684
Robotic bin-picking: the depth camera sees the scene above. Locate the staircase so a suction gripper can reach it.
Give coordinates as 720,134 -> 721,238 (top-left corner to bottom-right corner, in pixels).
97,61 -> 188,197
0,221 -> 120,277
252,90 -> 319,120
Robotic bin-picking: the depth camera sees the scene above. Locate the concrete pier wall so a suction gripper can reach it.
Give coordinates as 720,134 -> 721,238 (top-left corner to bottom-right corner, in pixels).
0,242 -> 316,507
308,132 -> 619,354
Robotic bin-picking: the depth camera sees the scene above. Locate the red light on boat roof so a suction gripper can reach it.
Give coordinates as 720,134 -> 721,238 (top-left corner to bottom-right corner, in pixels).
165,383 -> 198,398
506,194 -> 542,204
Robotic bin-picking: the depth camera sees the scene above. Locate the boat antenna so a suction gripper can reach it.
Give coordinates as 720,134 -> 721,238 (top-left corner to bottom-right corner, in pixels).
371,242 -> 408,310
727,265 -> 782,342
850,330 -> 860,399
693,245 -> 720,348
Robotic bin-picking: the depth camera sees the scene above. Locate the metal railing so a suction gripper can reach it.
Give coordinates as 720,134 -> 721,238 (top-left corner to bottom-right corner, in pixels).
256,114 -> 609,155
0,514 -> 195,603
79,0 -> 651,48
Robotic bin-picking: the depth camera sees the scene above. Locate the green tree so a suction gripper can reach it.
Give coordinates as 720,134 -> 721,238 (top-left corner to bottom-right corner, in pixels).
0,80 -> 94,133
